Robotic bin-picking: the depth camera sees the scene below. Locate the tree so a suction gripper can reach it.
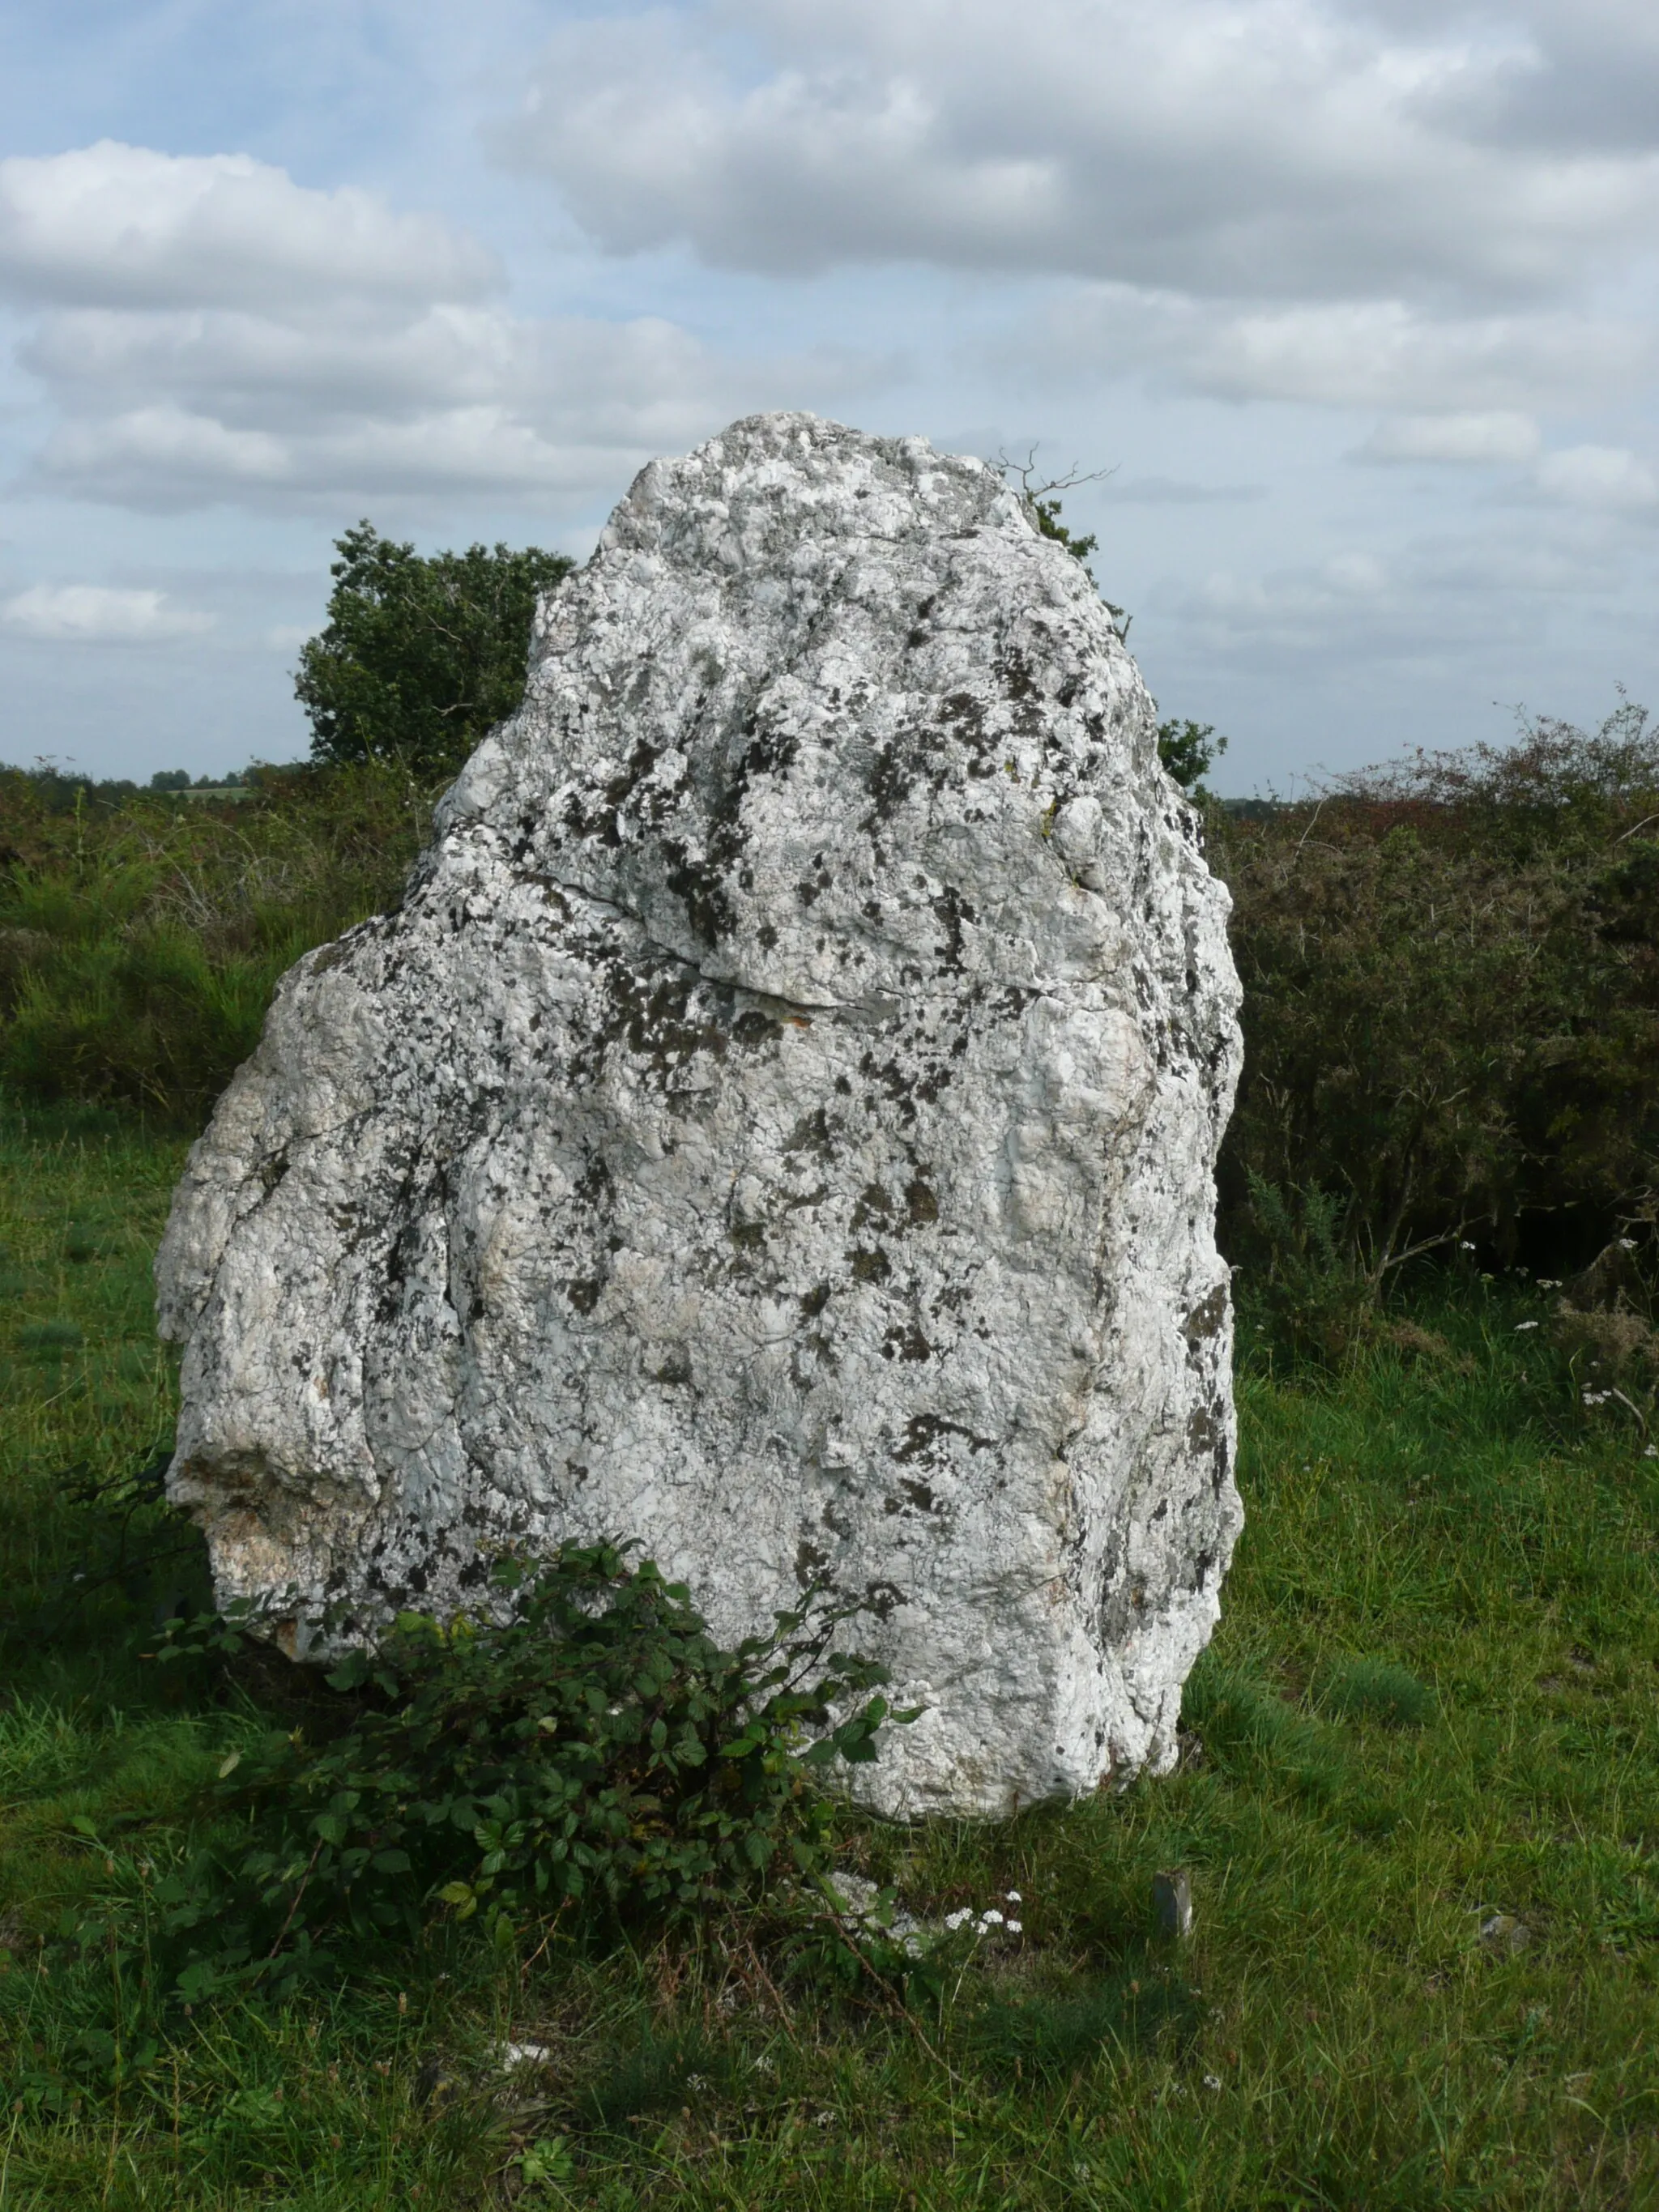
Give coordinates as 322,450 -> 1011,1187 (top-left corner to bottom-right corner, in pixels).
1155,718 -> 1228,795
294,524 -> 574,774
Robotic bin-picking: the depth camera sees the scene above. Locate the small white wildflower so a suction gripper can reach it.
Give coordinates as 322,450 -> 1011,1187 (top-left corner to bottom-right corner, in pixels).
1202,2073 -> 1222,2091
1006,1920 -> 1023,1934
1004,1890 -> 1021,1903
1514,1320 -> 1538,1332
944,1908 -> 973,1932
1459,1240 -> 1476,1251
979,1908 -> 1005,1928
1645,1444 -> 1658,1459
1619,1238 -> 1637,1250
1538,1279 -> 1561,1290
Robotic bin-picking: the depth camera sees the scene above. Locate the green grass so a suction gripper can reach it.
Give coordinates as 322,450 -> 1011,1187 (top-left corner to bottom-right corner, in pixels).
2,1110 -> 1657,2208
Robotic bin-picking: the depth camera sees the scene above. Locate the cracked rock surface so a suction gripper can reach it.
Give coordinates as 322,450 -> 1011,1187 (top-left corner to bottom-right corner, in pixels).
156,411 -> 1243,1818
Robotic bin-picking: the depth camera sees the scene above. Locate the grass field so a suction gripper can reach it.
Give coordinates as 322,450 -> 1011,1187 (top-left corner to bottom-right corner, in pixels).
2,1105 -> 1657,2210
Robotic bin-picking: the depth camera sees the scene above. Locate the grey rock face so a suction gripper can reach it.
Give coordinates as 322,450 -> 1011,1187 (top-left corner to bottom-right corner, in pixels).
156,412 -> 1243,1818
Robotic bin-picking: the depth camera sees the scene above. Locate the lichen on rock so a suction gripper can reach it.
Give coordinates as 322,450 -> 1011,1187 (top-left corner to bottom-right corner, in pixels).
156,411 -> 1243,1817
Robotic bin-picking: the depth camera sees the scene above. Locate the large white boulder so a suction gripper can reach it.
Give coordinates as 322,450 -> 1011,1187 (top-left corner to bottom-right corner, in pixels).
156,413 -> 1243,1818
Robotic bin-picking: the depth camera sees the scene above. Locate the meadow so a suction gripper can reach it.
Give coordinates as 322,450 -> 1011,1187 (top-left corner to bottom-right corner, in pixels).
3,674 -> 1659,2206
2,1102 -> 1656,2210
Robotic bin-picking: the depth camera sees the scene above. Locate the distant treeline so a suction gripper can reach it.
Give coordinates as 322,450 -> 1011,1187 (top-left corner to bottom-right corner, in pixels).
18,763 -> 275,814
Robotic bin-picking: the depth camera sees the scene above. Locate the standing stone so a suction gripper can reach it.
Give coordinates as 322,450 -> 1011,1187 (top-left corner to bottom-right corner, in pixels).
156,412 -> 1243,1818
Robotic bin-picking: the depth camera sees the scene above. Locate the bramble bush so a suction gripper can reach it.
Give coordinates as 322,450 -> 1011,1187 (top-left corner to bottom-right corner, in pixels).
141,1544 -> 905,2003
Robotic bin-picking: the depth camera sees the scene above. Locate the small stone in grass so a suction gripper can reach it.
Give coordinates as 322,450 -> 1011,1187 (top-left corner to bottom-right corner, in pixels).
498,2041 -> 554,2071
1154,1869 -> 1193,1939
1478,1913 -> 1530,1957
414,2060 -> 461,2110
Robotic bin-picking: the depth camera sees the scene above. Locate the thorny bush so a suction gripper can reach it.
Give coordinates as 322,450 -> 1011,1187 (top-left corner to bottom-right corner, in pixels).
142,1543 -> 908,2004
1213,694 -> 1659,1332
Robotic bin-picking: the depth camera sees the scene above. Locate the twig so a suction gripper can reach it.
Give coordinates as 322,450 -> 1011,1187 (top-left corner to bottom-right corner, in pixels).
1292,795 -> 1328,863
1375,1226 -> 1470,1280
1607,1387 -> 1648,1439
739,1933 -> 803,2048
266,1839 -> 325,1960
996,448 -> 1117,502
809,1903 -> 964,2087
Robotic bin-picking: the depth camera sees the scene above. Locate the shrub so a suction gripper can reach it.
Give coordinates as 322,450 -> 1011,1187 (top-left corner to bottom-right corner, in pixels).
151,1545 -> 905,2001
1211,696 -> 1659,1285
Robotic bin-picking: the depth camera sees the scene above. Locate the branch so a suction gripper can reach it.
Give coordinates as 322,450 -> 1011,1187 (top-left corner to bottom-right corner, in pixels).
996,447 -> 1117,502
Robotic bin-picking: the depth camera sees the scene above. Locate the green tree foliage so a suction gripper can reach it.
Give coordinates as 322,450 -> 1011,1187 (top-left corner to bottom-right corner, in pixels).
294,523 -> 574,774
1026,489 -> 1099,573
1155,718 -> 1227,795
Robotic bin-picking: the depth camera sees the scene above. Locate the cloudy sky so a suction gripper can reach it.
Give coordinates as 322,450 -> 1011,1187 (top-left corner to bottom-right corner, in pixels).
1,0 -> 1656,790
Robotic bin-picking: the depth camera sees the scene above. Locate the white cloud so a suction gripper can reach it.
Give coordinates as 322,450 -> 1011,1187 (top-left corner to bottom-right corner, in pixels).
1357,410 -> 1542,462
1,583 -> 215,641
502,2 -> 1659,440
1158,549 -> 1396,657
0,141 -> 496,313
0,147 -> 868,515
1148,506 -> 1641,684
505,1 -> 1659,303
1047,287 -> 1652,412
19,316 -> 791,510
1107,475 -> 1266,504
1534,441 -> 1658,509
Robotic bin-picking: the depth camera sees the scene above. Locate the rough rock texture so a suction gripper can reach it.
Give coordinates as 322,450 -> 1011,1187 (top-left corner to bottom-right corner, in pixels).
156,412 -> 1243,1818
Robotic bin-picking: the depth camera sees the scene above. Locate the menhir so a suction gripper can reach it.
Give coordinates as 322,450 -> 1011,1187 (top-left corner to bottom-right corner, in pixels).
156,412 -> 1243,1818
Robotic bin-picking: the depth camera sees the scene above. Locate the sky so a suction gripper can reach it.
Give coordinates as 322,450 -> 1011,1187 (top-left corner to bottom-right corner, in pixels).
0,1 -> 1656,793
